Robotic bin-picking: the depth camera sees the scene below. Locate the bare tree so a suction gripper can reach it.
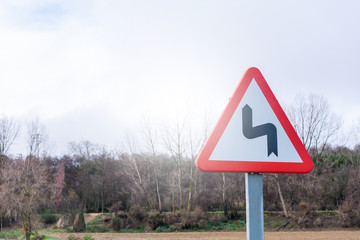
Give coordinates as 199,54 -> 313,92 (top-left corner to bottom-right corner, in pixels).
69,140 -> 101,160
0,157 -> 53,240
0,115 -> 19,156
287,94 -> 341,155
124,134 -> 157,210
280,94 -> 342,213
183,122 -> 208,213
163,120 -> 186,211
162,113 -> 210,212
27,118 -> 49,157
142,121 -> 165,212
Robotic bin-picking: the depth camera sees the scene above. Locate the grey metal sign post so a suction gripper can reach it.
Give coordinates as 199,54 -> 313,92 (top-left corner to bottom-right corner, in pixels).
245,173 -> 264,240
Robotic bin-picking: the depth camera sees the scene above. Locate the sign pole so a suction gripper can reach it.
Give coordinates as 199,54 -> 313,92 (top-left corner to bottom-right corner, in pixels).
245,172 -> 264,240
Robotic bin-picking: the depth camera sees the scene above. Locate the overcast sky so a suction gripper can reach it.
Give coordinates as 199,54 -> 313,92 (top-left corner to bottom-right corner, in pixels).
1,0 -> 360,156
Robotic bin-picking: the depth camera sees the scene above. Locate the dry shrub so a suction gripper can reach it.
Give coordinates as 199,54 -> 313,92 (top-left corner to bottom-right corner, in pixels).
228,209 -> 242,220
313,217 -> 322,227
338,201 -> 360,227
146,210 -> 164,230
111,215 -> 123,231
128,204 -> 147,228
111,211 -> 127,231
175,207 -> 209,229
179,213 -> 192,229
164,212 -> 180,226
338,169 -> 360,227
297,209 -> 318,228
164,212 -> 182,230
156,208 -> 210,230
191,206 -> 208,228
295,200 -> 320,228
297,215 -> 312,228
210,213 -> 227,225
298,201 -> 308,211
192,206 -> 206,221
110,201 -> 125,212
170,222 -> 183,231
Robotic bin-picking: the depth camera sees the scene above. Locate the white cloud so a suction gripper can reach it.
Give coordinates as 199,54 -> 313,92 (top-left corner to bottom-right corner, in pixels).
1,0 -> 360,155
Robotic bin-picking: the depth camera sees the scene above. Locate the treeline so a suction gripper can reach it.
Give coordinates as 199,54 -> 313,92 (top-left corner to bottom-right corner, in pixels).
1,143 -> 359,228
54,144 -> 360,216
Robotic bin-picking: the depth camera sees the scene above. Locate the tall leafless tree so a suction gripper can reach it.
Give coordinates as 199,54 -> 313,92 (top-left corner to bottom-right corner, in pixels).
163,120 -> 186,211
142,121 -> 165,212
183,122 -> 208,213
287,94 -> 341,155
124,134 -> 157,210
279,94 -> 342,213
0,157 -> 54,240
0,115 -> 19,156
27,118 -> 49,158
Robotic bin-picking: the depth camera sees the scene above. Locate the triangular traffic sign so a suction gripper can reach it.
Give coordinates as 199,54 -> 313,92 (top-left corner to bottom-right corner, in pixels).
196,67 -> 313,173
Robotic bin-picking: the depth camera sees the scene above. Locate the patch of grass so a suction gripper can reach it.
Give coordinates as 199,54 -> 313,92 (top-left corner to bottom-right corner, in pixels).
40,229 -> 67,234
265,216 -> 281,227
67,235 -> 94,240
85,214 -> 111,233
119,228 -> 142,233
264,213 -> 293,230
0,229 -> 22,239
155,225 -> 170,232
316,210 -> 337,214
204,220 -> 246,231
82,235 -> 94,240
85,215 -> 103,226
42,237 -> 59,240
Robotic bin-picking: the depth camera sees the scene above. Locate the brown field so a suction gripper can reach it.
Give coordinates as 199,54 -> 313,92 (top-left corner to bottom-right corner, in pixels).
46,231 -> 360,240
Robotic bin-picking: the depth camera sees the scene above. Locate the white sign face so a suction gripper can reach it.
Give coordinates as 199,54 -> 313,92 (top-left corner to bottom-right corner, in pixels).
209,79 -> 302,163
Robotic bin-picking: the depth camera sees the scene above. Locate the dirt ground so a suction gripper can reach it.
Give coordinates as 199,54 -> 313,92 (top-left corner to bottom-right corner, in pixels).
45,231 -> 360,240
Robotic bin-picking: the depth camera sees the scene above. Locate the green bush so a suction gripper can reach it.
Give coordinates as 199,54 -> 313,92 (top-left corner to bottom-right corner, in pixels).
40,214 -> 59,225
39,210 -> 60,225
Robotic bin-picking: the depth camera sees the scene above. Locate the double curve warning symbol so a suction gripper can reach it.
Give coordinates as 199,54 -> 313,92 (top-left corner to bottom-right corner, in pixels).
242,104 -> 278,157
195,67 -> 313,173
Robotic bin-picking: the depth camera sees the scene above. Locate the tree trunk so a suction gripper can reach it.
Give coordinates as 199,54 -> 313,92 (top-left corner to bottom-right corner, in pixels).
23,215 -> 32,240
222,173 -> 228,217
172,186 -> 175,213
101,177 -> 105,213
187,180 -> 193,214
187,165 -> 195,214
275,174 -> 288,218
155,175 -> 162,212
178,161 -> 183,210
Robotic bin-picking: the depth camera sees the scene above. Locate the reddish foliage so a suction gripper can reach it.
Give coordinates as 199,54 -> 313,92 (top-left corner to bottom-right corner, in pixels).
53,160 -> 65,207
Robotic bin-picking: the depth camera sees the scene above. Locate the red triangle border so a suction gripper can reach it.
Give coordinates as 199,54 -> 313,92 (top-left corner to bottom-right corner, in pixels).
196,67 -> 313,173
